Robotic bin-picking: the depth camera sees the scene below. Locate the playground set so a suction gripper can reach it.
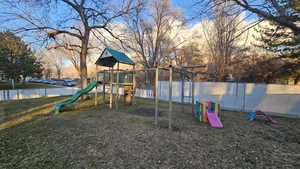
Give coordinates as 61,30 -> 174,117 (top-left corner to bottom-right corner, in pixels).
54,48 -> 277,129
54,48 -> 209,129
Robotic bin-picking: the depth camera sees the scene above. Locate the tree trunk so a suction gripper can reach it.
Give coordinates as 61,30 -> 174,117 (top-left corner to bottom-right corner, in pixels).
294,75 -> 300,85
79,32 -> 90,99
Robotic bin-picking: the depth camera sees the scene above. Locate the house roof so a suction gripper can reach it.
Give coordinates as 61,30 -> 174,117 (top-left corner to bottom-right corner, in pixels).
95,48 -> 135,67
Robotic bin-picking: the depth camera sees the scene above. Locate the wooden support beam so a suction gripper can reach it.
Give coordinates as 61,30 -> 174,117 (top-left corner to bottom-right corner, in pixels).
175,65 -> 206,69
169,66 -> 173,129
102,70 -> 106,105
116,62 -> 120,110
109,67 -> 113,109
181,74 -> 184,104
134,68 -> 157,72
132,65 -> 136,105
110,82 -> 133,85
155,68 -> 159,126
95,65 -> 98,106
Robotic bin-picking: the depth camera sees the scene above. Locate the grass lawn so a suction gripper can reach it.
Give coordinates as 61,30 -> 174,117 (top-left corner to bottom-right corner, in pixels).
0,95 -> 300,169
0,82 -> 57,90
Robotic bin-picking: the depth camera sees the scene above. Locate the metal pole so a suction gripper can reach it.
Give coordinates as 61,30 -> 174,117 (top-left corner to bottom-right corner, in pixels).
7,90 -> 9,100
169,67 -> 173,129
181,74 -> 185,113
155,68 -> 159,126
191,73 -> 195,116
243,83 -> 246,113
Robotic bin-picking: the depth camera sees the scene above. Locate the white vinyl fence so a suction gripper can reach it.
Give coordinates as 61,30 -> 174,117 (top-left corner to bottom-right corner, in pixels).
0,87 -> 81,100
1,81 -> 300,117
136,81 -> 300,118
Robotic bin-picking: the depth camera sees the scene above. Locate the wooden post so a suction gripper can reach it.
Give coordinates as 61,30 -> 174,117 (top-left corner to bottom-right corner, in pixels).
191,73 -> 195,116
155,68 -> 159,126
103,71 -> 106,105
132,65 -> 136,105
181,74 -> 184,104
109,67 -> 113,109
169,66 -> 173,129
116,62 -> 120,110
95,67 -> 98,106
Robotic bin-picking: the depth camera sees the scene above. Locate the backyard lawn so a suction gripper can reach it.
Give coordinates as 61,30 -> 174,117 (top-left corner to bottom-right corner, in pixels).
0,82 -> 56,90
0,96 -> 300,169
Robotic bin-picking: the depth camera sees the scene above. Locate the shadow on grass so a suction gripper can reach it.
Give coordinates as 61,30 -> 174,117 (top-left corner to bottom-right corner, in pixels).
0,97 -> 69,130
0,94 -> 106,131
0,94 -> 192,131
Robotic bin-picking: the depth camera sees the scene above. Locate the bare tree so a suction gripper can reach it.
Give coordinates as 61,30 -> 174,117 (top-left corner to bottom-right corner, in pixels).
122,0 -> 186,69
51,35 -> 81,75
53,55 -> 63,79
173,41 -> 204,66
202,1 -> 245,81
43,64 -> 52,79
39,49 -> 63,79
0,0 -> 141,90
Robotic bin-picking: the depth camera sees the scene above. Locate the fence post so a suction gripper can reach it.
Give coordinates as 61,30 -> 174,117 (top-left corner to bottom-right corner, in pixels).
44,88 -> 47,97
3,90 -> 5,101
7,90 -> 9,100
17,89 -> 19,100
0,105 -> 4,123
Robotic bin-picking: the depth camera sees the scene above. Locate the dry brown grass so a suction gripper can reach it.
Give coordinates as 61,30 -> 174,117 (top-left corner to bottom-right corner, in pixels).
1,95 -> 300,169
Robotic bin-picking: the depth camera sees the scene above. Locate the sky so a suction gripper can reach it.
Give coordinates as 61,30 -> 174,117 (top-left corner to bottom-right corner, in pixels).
0,0 -> 258,37
0,0 -> 263,76
0,0 -> 259,57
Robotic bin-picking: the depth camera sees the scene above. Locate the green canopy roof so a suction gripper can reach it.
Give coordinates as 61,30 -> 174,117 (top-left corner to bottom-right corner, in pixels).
95,48 -> 135,67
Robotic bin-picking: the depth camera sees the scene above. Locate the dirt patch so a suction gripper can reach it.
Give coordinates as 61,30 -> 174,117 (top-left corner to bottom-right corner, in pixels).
130,108 -> 162,117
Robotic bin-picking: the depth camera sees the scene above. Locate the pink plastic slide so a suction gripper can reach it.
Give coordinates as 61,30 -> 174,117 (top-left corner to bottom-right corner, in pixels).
206,112 -> 224,128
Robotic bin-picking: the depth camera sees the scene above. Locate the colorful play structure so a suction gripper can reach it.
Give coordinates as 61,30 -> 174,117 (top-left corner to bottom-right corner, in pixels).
196,100 -> 223,128
54,47 -> 207,129
249,110 -> 278,124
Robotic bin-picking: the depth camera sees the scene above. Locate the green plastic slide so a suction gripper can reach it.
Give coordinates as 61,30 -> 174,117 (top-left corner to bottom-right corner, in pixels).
54,80 -> 98,114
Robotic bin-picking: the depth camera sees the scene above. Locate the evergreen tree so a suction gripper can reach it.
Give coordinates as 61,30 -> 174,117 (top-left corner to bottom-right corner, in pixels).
0,31 -> 43,82
255,22 -> 300,59
254,1 -> 300,84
